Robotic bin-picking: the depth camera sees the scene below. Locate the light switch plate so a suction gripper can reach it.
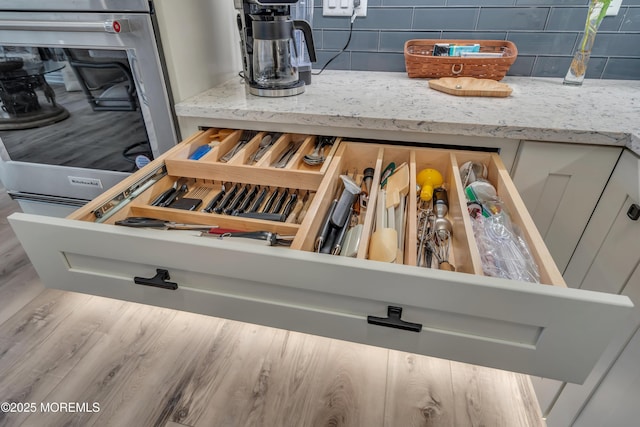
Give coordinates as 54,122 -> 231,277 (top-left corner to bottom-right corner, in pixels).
606,0 -> 622,16
323,0 -> 367,17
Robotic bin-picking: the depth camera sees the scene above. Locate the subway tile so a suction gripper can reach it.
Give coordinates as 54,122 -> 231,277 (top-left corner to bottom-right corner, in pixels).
413,8 -> 478,30
443,31 -> 508,40
351,51 -> 407,71
602,58 -> 640,79
382,0 -> 444,5
592,33 -> 640,56
507,55 -> 535,75
508,32 -> 578,55
599,10 -> 625,31
314,12 -> 352,29
516,0 -> 586,5
621,7 -> 640,31
546,7 -> 589,31
313,30 -> 323,49
322,30 -> 380,51
379,31 -> 441,52
354,8 -> 413,29
532,55 -> 573,77
478,7 -> 549,30
448,0 -> 515,5
314,50 -> 352,70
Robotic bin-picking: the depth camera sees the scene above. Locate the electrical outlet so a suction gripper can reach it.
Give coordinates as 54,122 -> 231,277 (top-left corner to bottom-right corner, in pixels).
606,0 -> 623,16
323,0 -> 367,17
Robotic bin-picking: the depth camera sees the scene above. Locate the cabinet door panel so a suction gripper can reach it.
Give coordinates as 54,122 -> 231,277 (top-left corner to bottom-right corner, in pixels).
9,212 -> 633,384
512,142 -> 621,272
540,150 -> 640,427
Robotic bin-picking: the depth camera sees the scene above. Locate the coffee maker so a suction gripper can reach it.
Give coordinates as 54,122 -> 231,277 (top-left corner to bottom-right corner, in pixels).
234,0 -> 316,97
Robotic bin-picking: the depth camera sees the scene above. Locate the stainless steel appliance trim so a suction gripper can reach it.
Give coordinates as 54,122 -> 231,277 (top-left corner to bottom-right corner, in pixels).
0,18 -> 130,33
0,0 -> 150,13
8,191 -> 89,207
249,84 -> 306,97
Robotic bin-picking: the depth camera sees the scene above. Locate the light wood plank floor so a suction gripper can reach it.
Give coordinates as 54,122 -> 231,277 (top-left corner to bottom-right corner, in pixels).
0,185 -> 546,427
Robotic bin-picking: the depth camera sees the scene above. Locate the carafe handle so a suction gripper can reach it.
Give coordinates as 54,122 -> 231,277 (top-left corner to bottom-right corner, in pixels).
293,20 -> 317,63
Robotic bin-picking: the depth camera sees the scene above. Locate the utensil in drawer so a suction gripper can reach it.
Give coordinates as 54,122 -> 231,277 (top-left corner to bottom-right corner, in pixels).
201,230 -> 294,246
247,187 -> 269,213
315,199 -> 338,252
162,182 -> 189,207
262,188 -> 280,213
168,186 -> 211,211
115,217 -> 218,231
330,175 -> 361,229
213,183 -> 240,214
224,184 -> 250,215
433,187 -> 453,236
281,191 -> 298,219
232,185 -> 259,215
272,141 -> 301,168
331,206 -> 353,255
248,133 -> 281,163
202,184 -> 227,213
188,129 -> 234,160
303,136 -> 335,166
220,130 -> 258,163
270,188 -> 289,214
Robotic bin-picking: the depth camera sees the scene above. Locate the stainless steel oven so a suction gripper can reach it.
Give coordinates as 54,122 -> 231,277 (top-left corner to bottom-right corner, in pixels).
0,0 -> 178,216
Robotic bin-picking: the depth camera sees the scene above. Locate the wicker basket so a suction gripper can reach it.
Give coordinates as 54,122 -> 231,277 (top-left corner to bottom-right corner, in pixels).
404,39 -> 518,81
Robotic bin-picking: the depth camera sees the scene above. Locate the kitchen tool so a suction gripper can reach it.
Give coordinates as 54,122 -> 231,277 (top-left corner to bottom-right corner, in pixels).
430,229 -> 455,271
428,77 -> 513,97
248,187 -> 269,213
340,224 -> 363,257
330,175 -> 362,229
220,130 -> 258,162
297,192 -> 315,224
167,186 -> 211,211
417,168 -> 444,202
369,228 -> 398,263
380,162 -> 396,188
362,167 -> 375,195
385,163 -> 409,249
213,183 -> 240,214
202,184 -> 227,213
459,161 -> 488,187
115,217 -> 218,231
315,199 -> 337,252
331,206 -> 353,255
235,0 -> 316,97
262,188 -> 280,213
286,191 -> 306,223
416,208 -> 434,268
232,185 -> 259,215
433,187 -> 453,236
223,184 -> 250,215
248,133 -> 281,163
162,182 -> 189,208
281,191 -> 298,219
201,230 -> 294,246
188,129 -> 234,160
272,141 -> 302,168
271,188 -> 290,214
303,136 -> 335,166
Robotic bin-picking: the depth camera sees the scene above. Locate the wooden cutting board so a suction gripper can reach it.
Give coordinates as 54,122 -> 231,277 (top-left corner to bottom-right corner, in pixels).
428,77 -> 513,97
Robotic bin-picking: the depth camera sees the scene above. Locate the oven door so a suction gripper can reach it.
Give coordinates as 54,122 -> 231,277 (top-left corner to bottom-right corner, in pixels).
0,11 -> 177,212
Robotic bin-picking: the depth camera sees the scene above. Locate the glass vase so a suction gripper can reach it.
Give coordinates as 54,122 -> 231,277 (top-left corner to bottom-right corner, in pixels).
563,0 -> 610,86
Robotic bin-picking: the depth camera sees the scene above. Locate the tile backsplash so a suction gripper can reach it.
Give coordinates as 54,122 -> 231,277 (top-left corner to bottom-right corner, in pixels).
311,0 -> 640,79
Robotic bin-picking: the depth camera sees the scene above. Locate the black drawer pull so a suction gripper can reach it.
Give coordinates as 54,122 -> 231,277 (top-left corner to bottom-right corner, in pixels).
134,269 -> 178,290
628,204 -> 640,221
367,306 -> 422,333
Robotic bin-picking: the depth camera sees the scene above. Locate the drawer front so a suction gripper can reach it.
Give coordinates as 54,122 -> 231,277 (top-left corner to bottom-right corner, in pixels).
10,212 -> 633,384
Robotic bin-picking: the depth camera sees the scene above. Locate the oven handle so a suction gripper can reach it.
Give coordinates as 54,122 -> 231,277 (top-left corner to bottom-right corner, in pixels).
0,18 -> 130,33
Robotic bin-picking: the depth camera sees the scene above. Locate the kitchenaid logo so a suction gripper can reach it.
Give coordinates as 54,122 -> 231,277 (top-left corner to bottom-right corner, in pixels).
68,176 -> 103,189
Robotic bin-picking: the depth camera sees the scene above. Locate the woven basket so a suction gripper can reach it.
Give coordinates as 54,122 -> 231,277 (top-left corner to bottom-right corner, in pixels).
404,39 -> 518,81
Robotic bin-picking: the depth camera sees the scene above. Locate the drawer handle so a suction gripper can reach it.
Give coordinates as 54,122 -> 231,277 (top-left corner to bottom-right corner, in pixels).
134,269 -> 178,290
367,306 -> 422,333
628,204 -> 640,221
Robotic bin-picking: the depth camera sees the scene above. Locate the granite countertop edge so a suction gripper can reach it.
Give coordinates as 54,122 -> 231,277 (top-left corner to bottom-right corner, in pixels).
175,71 -> 640,156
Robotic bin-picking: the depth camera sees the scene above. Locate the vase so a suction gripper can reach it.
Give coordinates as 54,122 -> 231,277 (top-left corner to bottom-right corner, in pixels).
563,0 -> 610,86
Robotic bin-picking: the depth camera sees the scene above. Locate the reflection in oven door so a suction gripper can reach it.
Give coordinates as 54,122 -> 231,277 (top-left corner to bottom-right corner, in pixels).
0,7 -> 180,216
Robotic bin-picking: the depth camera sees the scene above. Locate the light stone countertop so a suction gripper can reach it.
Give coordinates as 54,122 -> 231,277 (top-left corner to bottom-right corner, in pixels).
175,70 -> 640,156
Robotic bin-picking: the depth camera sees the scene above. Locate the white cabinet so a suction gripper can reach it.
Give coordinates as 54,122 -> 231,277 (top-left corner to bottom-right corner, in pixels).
533,149 -> 640,426
511,141 -> 621,273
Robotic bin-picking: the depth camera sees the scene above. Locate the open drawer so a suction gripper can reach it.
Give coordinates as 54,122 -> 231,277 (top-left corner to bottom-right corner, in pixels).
8,128 -> 633,384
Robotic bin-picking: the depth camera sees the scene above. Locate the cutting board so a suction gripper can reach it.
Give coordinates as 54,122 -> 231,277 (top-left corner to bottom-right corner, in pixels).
428,77 -> 513,97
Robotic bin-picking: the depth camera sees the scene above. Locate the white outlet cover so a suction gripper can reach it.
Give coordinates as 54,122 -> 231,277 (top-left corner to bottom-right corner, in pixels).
606,0 -> 623,16
323,0 -> 367,17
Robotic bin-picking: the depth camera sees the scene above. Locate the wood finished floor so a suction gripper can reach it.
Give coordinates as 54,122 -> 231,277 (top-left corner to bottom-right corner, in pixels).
0,185 -> 546,427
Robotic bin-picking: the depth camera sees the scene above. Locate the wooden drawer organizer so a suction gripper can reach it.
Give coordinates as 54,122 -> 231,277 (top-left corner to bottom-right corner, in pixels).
73,129 -> 563,287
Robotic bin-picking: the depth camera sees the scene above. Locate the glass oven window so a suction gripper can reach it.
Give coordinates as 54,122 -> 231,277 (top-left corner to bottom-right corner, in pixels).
0,46 -> 153,172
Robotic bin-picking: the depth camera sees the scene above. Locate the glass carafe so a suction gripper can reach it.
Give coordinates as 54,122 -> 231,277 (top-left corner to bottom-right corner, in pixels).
252,20 -> 298,88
